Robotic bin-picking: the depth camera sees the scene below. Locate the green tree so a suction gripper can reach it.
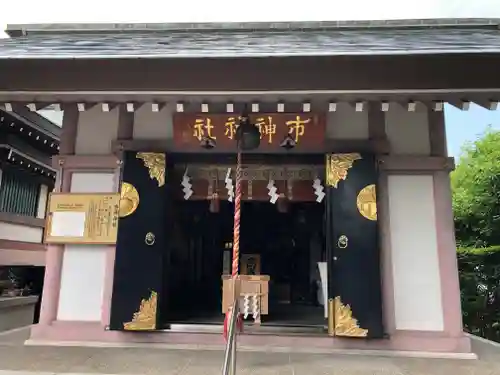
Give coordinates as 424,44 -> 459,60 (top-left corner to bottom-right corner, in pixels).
458,246 -> 500,342
452,128 -> 500,247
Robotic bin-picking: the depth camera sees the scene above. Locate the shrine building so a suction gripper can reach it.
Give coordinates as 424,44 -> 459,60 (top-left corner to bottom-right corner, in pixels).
1,18 -> 499,357
0,105 -> 59,267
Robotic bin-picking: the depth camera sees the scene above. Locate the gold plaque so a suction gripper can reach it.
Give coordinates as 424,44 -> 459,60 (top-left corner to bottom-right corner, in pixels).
356,184 -> 377,221
119,182 -> 140,218
45,192 -> 120,245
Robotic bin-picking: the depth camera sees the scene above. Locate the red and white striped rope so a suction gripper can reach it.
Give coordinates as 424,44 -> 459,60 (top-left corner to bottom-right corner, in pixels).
231,151 -> 242,278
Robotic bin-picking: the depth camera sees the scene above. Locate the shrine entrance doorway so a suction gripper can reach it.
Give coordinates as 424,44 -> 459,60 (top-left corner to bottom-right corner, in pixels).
162,198 -> 326,331
109,151 -> 385,338
165,200 -> 234,325
239,201 -> 326,328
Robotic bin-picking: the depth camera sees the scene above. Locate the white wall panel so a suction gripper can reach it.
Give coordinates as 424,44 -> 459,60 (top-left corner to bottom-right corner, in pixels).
0,222 -> 43,243
70,173 -> 115,193
56,172 -> 114,321
388,175 -> 444,331
57,245 -> 107,321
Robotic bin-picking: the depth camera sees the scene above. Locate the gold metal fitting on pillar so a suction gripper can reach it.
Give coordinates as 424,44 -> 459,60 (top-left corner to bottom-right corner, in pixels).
328,298 -> 335,336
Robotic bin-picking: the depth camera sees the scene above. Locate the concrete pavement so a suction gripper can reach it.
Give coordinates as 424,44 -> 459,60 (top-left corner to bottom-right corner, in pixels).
0,327 -> 499,374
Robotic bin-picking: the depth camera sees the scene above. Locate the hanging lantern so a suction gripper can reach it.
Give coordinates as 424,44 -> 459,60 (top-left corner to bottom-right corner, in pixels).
277,193 -> 289,213
209,176 -> 220,213
235,113 -> 261,151
277,169 -> 290,213
209,192 -> 220,213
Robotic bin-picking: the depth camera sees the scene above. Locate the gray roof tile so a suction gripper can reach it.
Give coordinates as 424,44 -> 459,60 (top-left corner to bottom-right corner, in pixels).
1,22 -> 500,59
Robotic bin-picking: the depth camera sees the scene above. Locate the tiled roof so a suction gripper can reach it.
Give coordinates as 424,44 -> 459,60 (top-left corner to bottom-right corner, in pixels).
1,107 -> 61,140
1,19 -> 500,59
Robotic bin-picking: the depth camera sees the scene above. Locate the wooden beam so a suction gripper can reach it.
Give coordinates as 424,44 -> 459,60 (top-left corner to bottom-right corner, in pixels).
52,155 -> 120,169
116,104 -> 134,140
378,156 -> 455,172
0,212 -> 45,228
59,104 -> 79,155
325,138 -> 390,154
428,109 -> 447,157
475,99 -> 499,111
112,138 -> 389,155
367,101 -> 388,150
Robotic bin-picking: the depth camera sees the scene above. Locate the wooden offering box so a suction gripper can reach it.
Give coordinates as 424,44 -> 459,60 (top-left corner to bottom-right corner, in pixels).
221,275 -> 269,315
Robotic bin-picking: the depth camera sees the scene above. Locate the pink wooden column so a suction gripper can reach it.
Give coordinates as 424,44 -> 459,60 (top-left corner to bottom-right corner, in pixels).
38,245 -> 64,324
434,171 -> 464,337
368,102 -> 397,335
429,108 -> 464,337
100,166 -> 121,327
38,105 -> 78,325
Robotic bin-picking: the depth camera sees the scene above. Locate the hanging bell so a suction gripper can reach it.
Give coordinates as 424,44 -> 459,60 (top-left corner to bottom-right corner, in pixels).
235,114 -> 261,151
200,136 -> 216,149
280,133 -> 296,150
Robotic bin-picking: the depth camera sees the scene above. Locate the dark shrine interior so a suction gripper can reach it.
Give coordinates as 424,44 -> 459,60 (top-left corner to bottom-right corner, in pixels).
163,198 -> 326,328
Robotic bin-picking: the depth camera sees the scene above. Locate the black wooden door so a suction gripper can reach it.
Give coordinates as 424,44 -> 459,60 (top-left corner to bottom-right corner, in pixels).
109,151 -> 170,331
325,153 -> 384,338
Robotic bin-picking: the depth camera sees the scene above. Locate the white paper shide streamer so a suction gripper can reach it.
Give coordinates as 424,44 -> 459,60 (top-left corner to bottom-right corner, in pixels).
252,294 -> 260,321
225,168 -> 234,202
181,168 -> 193,200
267,179 -> 279,204
242,294 -> 260,322
313,178 -> 325,203
243,294 -> 250,318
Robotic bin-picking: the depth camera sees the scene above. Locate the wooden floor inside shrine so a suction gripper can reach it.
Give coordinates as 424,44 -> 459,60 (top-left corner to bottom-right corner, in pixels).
166,304 -> 326,333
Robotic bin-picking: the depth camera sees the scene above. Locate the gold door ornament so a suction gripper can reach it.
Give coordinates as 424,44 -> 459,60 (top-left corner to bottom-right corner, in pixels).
119,182 -> 140,218
136,152 -> 166,187
334,296 -> 368,337
326,153 -> 362,188
123,291 -> 158,330
356,184 -> 377,221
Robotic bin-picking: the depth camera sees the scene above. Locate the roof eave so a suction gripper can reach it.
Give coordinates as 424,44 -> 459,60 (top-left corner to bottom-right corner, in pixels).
5,18 -> 500,36
1,107 -> 61,140
1,48 -> 500,60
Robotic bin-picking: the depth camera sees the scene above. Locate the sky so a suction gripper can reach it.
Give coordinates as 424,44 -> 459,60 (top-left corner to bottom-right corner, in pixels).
1,0 -> 500,156
2,0 -> 500,29
445,105 -> 500,158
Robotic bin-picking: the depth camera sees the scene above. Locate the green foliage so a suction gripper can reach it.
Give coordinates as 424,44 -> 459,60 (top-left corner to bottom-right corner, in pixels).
452,128 -> 500,247
458,246 -> 500,341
